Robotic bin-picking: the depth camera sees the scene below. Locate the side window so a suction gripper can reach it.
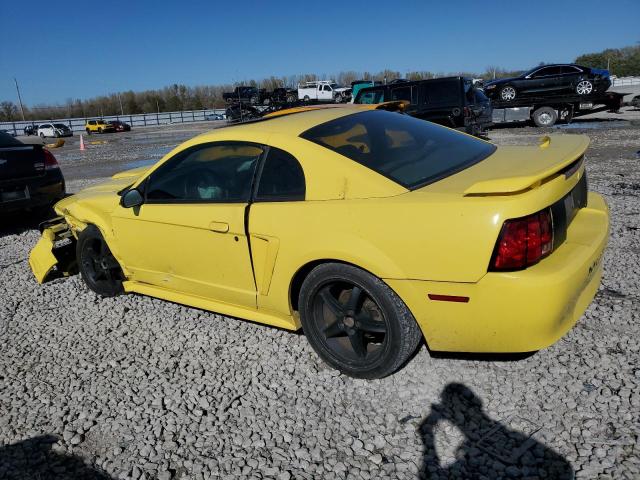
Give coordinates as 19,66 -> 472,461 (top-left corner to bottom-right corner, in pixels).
562,66 -> 581,74
256,147 -> 305,201
390,86 -> 412,103
145,143 -> 263,203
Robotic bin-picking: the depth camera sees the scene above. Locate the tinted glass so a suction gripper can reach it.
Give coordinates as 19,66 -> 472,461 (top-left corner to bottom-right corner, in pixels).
146,143 -> 263,202
0,132 -> 22,146
422,80 -> 460,105
54,123 -> 67,128
390,86 -> 414,103
561,66 -> 581,74
300,110 -> 496,189
354,89 -> 385,104
256,147 -> 305,201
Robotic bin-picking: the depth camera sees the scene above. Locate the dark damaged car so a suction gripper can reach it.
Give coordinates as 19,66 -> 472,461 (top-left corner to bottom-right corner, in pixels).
0,132 -> 65,214
484,64 -> 611,102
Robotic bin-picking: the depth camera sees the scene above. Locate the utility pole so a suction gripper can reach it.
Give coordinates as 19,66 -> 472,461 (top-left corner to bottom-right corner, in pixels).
14,77 -> 26,121
117,93 -> 124,115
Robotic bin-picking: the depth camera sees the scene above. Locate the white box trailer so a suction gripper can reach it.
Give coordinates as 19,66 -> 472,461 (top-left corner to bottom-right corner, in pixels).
298,81 -> 350,103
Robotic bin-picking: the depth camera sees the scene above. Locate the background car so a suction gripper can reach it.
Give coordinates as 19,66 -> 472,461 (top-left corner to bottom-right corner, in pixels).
23,125 -> 38,136
0,129 -> 16,137
108,120 -> 131,132
483,64 -> 611,102
0,131 -> 65,214
205,113 -> 225,121
630,95 -> 640,109
30,105 -> 607,379
85,119 -> 116,134
37,123 -> 73,138
354,76 -> 492,136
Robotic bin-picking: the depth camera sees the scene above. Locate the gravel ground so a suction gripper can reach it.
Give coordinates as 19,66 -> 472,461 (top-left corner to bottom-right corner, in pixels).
1,113 -> 639,479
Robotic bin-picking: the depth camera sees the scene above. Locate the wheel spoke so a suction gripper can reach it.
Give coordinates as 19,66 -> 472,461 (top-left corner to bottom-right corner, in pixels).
323,321 -> 346,339
319,287 -> 344,316
357,313 -> 387,333
349,330 -> 367,358
345,286 -> 362,313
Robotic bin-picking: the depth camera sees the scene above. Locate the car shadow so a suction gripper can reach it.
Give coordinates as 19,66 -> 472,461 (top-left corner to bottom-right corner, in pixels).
418,383 -> 573,479
0,210 -> 49,238
0,435 -> 113,479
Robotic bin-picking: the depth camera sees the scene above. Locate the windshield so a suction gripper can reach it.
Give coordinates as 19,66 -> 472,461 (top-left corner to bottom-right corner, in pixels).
300,110 -> 496,189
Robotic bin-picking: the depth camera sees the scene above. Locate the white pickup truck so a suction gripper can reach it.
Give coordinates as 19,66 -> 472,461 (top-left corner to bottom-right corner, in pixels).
298,81 -> 351,103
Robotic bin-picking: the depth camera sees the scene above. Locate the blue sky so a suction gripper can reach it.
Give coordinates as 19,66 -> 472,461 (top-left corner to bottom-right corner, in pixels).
1,0 -> 638,105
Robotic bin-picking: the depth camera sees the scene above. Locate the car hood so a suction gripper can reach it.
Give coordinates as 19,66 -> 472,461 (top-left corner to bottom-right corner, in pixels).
54,166 -> 150,217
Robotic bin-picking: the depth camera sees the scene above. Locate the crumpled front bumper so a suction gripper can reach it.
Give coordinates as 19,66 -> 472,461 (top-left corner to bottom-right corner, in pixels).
29,217 -> 77,283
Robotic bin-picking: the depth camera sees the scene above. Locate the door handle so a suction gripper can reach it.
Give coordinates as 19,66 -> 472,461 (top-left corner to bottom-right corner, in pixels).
209,221 -> 229,233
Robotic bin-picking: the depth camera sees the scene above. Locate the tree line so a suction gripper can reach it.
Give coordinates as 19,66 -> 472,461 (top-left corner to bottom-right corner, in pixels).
2,45 -> 638,123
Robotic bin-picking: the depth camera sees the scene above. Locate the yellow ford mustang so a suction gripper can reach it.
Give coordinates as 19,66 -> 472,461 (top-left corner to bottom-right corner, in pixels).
29,105 -> 609,378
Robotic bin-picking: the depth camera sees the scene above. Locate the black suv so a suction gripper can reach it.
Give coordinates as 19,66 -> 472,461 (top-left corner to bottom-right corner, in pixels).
223,86 -> 268,105
354,77 -> 492,136
483,64 -> 611,102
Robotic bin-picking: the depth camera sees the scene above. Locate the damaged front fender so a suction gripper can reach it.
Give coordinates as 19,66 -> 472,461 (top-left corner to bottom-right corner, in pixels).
28,217 -> 78,283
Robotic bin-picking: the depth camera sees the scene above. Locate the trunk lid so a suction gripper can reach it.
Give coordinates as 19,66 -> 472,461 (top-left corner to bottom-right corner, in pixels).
420,134 -> 589,196
0,144 -> 46,182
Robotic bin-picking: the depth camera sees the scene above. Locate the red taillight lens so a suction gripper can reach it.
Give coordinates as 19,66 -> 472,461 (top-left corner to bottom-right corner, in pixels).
43,149 -> 59,170
491,209 -> 553,270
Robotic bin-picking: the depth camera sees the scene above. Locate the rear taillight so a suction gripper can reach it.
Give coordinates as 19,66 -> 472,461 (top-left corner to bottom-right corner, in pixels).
491,209 -> 553,270
43,149 -> 59,170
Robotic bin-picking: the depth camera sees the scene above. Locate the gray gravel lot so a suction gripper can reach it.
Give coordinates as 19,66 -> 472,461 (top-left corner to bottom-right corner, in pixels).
1,113 -> 639,479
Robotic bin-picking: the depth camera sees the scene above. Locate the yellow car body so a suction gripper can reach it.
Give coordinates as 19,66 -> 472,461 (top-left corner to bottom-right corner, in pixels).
30,105 -> 608,361
85,120 -> 115,134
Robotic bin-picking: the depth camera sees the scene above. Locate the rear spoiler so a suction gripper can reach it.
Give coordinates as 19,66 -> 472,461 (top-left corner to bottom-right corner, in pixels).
464,135 -> 589,195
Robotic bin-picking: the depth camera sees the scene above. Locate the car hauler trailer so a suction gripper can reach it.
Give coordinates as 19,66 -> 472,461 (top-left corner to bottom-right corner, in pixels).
491,91 -> 625,127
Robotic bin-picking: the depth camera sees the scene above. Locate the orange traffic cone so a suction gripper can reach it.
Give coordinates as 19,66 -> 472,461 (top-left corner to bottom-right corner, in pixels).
80,134 -> 86,151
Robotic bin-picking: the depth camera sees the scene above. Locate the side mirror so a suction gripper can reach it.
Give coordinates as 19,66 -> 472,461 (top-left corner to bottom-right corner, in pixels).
121,188 -> 144,208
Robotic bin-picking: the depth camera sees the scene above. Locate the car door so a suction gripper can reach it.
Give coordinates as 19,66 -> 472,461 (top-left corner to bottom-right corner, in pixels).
520,67 -> 550,94
248,146 -> 306,314
112,141 -> 263,308
561,65 -> 583,92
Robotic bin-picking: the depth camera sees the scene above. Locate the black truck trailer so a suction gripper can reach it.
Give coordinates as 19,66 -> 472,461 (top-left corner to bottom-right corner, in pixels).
490,90 -> 625,127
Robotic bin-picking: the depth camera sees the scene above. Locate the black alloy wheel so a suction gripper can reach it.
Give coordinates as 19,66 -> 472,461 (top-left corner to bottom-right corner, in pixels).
300,263 -> 422,379
77,225 -> 124,297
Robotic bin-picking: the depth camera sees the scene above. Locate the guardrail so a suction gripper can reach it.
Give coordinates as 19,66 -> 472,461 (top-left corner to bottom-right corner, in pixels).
611,77 -> 640,86
0,108 -> 227,136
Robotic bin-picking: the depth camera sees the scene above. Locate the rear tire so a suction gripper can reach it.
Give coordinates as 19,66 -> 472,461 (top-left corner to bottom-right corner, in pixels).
299,263 -> 422,379
532,106 -> 558,127
77,225 -> 124,297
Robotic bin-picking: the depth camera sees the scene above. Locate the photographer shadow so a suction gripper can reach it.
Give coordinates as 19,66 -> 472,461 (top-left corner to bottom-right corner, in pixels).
418,383 -> 573,479
0,435 -> 112,480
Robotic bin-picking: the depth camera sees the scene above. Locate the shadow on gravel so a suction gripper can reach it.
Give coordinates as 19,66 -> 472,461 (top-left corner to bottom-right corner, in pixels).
418,383 -> 573,479
0,208 -> 58,238
0,435 -> 112,479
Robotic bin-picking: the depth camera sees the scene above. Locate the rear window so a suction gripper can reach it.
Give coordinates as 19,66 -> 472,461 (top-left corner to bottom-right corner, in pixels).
300,110 -> 496,189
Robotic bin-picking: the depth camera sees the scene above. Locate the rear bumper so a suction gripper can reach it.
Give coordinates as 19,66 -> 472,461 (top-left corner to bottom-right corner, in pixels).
0,170 -> 65,213
387,192 -> 609,352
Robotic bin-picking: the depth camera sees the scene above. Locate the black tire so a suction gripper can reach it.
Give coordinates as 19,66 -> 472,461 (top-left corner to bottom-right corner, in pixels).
39,132 -> 45,138
499,85 -> 517,101
303,95 -> 310,102
77,225 -> 124,297
86,128 -> 91,135
299,263 -> 422,379
98,127 -> 103,134
532,106 -> 558,127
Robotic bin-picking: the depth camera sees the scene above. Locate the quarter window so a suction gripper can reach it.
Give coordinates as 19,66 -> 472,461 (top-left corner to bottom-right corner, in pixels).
145,143 -> 263,203
256,147 -> 305,201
